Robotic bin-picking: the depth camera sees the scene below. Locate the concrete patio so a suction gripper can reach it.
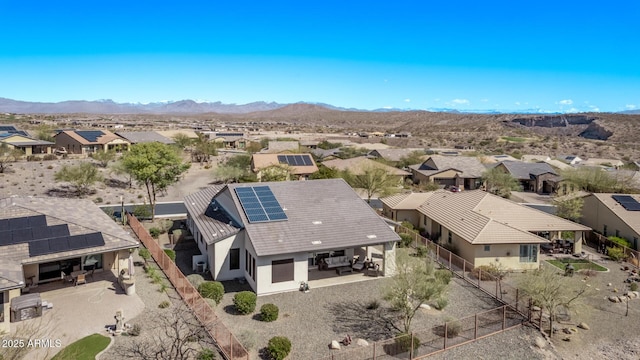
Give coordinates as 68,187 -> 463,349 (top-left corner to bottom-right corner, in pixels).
11,270 -> 145,359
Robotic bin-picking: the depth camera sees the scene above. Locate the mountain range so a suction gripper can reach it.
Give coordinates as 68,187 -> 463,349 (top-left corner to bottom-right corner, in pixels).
0,97 -> 633,115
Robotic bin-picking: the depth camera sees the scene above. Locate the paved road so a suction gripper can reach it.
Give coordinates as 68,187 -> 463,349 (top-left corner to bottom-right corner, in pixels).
99,201 -> 187,219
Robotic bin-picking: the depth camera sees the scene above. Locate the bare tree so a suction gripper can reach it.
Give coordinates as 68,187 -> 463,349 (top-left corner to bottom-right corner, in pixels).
0,315 -> 59,360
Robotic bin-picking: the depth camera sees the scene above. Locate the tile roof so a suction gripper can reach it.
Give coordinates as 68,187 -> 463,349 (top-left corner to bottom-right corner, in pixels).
413,155 -> 487,178
116,131 -> 175,144
416,190 -> 589,245
188,179 -> 401,257
184,186 -> 242,245
495,160 -> 557,179
263,141 -> 299,153
157,129 -> 199,139
0,196 -> 139,266
380,192 -> 436,209
322,156 -> 410,176
55,129 -> 123,145
368,148 -> 425,162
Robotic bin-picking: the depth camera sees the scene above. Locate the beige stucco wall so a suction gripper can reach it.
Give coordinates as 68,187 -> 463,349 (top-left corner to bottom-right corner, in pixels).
54,132 -> 82,154
212,235 -> 244,281
582,195 -> 640,249
255,252 -> 308,296
23,264 -> 38,285
472,243 -> 540,271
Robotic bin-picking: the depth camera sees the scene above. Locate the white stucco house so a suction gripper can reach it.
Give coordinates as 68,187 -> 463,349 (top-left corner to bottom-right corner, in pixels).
184,179 -> 400,295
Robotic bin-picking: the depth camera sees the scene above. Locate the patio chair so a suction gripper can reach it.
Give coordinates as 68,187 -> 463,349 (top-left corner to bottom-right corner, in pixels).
86,268 -> 95,280
75,274 -> 87,286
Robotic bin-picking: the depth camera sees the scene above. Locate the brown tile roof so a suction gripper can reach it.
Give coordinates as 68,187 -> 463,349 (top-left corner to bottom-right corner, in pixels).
412,155 -> 487,178
56,129 -> 123,145
380,192 -> 436,209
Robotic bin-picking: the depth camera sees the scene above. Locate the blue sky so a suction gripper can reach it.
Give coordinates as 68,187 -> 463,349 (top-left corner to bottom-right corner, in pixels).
1,1 -> 639,113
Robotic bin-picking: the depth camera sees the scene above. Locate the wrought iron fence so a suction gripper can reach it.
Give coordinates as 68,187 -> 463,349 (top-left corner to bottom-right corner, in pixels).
127,213 -> 249,360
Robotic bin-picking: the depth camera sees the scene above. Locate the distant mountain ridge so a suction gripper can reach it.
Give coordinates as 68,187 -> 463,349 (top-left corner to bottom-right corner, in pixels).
0,97 -> 626,115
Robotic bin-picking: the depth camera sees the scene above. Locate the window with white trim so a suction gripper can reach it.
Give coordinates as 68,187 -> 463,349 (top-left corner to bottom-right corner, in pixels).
519,244 -> 538,263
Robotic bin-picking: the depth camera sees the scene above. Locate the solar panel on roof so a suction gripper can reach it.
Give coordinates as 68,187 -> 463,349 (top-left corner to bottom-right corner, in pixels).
234,186 -> 288,223
29,215 -> 47,227
49,224 -> 71,238
85,233 -> 105,247
612,194 -> 640,211
68,234 -> 88,249
0,219 -> 8,231
277,154 -> 313,166
12,228 -> 33,243
0,230 -> 12,246
9,217 -> 30,230
0,126 -> 17,131
29,239 -> 51,257
75,130 -> 105,142
49,237 -> 70,252
302,155 -> 313,165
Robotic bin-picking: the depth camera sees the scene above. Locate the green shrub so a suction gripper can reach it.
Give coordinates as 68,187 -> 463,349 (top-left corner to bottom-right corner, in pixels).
172,229 -> 183,242
399,233 -> 413,248
267,336 -> 291,360
260,303 -> 279,322
400,221 -> 416,232
435,269 -> 452,284
198,281 -> 225,304
471,265 -> 499,280
435,297 -> 448,310
631,283 -> 639,292
416,245 -> 428,258
608,236 -> 631,248
149,227 -> 162,238
133,204 -> 152,219
164,249 -> 176,262
607,246 -> 626,261
94,197 -> 103,203
139,248 -> 151,263
233,291 -> 257,314
394,332 -> 420,352
187,274 -> 206,289
197,348 -> 217,360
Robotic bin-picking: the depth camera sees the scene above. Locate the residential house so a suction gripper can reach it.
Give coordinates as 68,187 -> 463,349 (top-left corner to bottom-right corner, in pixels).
157,129 -> 199,141
544,159 -> 573,171
481,154 -> 519,164
0,196 -> 138,332
0,133 -> 54,155
211,133 -> 249,150
381,190 -> 590,271
367,148 -> 425,163
580,158 -> 624,169
521,154 -> 551,163
558,155 -> 583,165
491,160 -> 559,193
54,130 -> 130,155
322,156 -> 411,182
409,155 -> 486,190
115,131 -> 175,145
251,153 -> 319,181
184,179 -> 400,295
581,193 -> 640,249
379,192 -> 435,226
299,140 -> 319,149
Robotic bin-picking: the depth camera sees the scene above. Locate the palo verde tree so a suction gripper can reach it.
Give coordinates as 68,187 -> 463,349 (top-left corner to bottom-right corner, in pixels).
121,142 -> 190,220
342,165 -> 400,203
0,143 -> 23,173
191,133 -> 218,164
54,162 -> 103,195
384,249 -> 449,334
518,265 -> 590,337
553,195 -> 584,222
92,149 -> 117,168
171,133 -> 193,150
482,167 -> 521,199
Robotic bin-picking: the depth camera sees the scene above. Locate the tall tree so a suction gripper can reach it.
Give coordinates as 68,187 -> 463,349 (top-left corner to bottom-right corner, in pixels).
342,166 -> 400,203
397,150 -> 426,169
384,249 -> 449,333
309,165 -> 339,180
559,167 -> 636,193
121,143 -> 190,220
518,266 -> 590,336
54,162 -> 103,195
172,133 -> 193,150
482,167 -> 521,198
191,133 -> 217,164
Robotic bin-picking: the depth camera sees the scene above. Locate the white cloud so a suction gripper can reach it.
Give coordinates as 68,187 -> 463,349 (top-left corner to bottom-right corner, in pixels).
480,98 -> 489,102
558,99 -> 573,105
626,104 -> 637,110
404,98 -> 411,103
515,101 -> 521,106
450,99 -> 469,105
566,107 -> 579,113
434,98 -> 441,102
383,106 -> 392,109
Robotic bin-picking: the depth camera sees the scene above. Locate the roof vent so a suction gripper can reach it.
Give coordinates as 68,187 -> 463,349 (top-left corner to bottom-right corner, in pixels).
367,234 -> 377,239
312,221 -> 322,225
311,240 -> 322,245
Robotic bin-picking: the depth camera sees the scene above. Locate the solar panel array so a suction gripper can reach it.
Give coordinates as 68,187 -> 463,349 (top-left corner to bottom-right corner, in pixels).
612,195 -> 640,211
216,132 -> 244,137
0,214 -> 106,256
235,186 -> 288,223
277,154 -> 314,166
75,130 -> 105,142
29,233 -> 105,257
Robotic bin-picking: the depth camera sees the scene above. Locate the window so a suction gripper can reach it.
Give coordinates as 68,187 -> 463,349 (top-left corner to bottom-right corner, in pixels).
484,245 -> 491,252
271,259 -> 294,283
448,232 -> 452,244
252,258 -> 256,281
519,244 -> 538,263
230,248 -> 240,270
603,225 -> 608,237
0,291 -> 4,322
615,230 -> 620,238
634,237 -> 638,250
245,250 -> 249,272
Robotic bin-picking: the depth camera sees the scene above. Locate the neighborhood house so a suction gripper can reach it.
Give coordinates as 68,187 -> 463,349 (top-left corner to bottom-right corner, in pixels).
54,130 -> 131,155
184,179 -> 400,295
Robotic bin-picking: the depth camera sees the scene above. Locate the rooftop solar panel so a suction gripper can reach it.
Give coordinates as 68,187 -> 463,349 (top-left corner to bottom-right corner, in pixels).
234,186 -> 288,223
0,126 -> 18,131
49,237 -> 70,252
612,195 -> 636,203
68,234 -> 88,249
85,233 -> 105,247
12,228 -> 33,243
0,219 -> 8,231
75,130 -> 105,142
49,224 -> 71,238
277,154 -> 313,167
0,230 -> 12,246
29,215 -> 47,228
29,239 -> 51,257
8,217 -> 30,230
